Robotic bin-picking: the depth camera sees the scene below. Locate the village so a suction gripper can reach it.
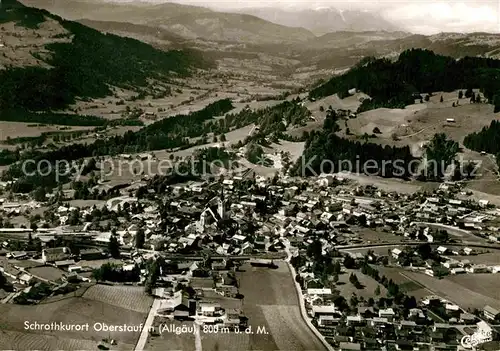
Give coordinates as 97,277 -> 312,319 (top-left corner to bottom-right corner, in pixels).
0,171 -> 500,350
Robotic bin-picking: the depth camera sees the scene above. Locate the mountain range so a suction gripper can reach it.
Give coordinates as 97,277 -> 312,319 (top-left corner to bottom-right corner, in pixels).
236,7 -> 401,35
19,0 -> 316,44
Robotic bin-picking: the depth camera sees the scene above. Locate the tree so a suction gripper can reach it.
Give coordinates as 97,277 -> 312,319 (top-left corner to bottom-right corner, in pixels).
135,228 -> 145,249
470,92 -> 476,103
343,255 -> 356,269
424,133 -> 459,179
375,285 -> 381,296
465,88 -> 473,98
494,94 -> 500,113
333,273 -> 339,284
307,240 -> 322,260
440,95 -> 444,103
458,90 -> 463,99
33,186 -> 46,202
424,94 -> 430,101
372,127 -> 381,134
220,134 -> 226,142
333,261 -> 341,275
108,235 -> 120,258
350,293 -> 359,308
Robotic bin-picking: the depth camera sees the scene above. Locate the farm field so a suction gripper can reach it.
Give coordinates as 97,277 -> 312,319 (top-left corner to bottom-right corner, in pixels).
159,262 -> 326,351
336,171 -> 427,194
403,270 -> 500,310
0,122 -> 93,141
28,266 -> 66,282
211,261 -> 327,351
0,293 -> 148,350
375,266 -> 429,301
146,318 -> 195,351
82,284 -> 153,313
0,258 -> 42,269
336,268 -> 387,300
353,228 -> 405,244
447,274 -> 500,302
0,330 -> 98,351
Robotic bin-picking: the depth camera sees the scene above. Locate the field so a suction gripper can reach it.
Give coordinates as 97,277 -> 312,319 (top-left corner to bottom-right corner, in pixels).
448,274 -> 500,302
28,266 -> 66,282
353,228 -> 406,245
0,121 -> 93,141
82,284 -> 153,313
375,266 -> 430,301
336,171 -> 428,194
199,262 -> 326,351
403,270 -> 500,310
336,268 -> 388,300
0,291 -> 148,350
0,258 -> 42,269
146,318 -> 195,351
342,91 -> 497,147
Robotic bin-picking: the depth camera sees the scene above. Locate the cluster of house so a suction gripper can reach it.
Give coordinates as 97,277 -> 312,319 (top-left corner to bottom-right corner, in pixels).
147,257 -> 248,330
0,245 -> 105,290
390,244 -> 500,277
301,285 -> 498,350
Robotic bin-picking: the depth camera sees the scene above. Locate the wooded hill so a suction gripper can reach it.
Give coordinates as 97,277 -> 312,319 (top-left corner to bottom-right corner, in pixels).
309,49 -> 500,113
464,121 -> 500,167
0,0 -> 209,119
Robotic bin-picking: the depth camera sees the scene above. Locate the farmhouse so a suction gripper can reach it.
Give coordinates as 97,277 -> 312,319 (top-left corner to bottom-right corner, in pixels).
391,248 -> 402,259
465,264 -> 489,273
307,288 -> 332,295
378,308 -> 396,321
318,314 -> 341,327
312,304 -> 337,317
19,273 -> 33,285
42,247 -> 71,263
7,251 -> 27,259
483,305 -> 500,321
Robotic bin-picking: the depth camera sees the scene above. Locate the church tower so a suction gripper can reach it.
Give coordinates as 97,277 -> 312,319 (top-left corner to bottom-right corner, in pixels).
217,188 -> 227,220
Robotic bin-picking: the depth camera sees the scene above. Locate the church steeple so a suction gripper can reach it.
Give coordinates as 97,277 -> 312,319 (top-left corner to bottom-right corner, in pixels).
218,187 -> 226,220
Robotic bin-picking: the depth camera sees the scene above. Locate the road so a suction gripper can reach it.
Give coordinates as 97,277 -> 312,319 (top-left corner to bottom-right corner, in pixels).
194,321 -> 202,351
135,298 -> 161,351
284,241 -> 334,351
336,241 -> 500,251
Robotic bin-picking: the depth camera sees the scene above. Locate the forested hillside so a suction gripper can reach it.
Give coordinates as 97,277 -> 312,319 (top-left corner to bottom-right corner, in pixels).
309,49 -> 500,113
2,99 -> 235,192
291,110 -> 416,178
464,121 -> 500,167
0,0 -> 208,114
1,98 -> 315,192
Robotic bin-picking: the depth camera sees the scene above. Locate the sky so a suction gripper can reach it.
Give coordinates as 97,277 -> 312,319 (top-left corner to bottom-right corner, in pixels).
109,0 -> 500,34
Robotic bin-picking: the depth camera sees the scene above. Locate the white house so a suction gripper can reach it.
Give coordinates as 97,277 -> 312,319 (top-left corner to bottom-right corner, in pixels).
391,248 -> 402,259
307,288 -> 332,296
